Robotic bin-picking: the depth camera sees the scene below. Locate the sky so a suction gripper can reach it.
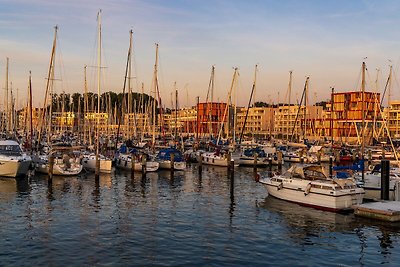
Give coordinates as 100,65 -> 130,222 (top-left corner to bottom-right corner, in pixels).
1,0 -> 400,108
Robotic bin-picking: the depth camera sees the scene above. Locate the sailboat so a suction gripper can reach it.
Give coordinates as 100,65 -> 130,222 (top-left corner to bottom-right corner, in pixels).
82,10 -> 113,174
31,26 -> 83,176
202,68 -> 238,167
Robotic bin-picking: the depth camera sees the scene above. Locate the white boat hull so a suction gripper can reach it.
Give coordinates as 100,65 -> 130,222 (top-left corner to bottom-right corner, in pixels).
0,159 -> 31,178
82,155 -> 112,173
201,152 -> 229,167
115,155 -> 159,172
158,160 -> 186,170
260,177 -> 364,212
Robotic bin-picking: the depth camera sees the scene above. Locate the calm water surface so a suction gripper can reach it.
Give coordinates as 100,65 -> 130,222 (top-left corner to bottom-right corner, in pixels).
0,165 -> 399,266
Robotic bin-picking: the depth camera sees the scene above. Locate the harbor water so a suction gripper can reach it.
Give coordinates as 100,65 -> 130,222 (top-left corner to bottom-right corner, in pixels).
1,164 -> 399,266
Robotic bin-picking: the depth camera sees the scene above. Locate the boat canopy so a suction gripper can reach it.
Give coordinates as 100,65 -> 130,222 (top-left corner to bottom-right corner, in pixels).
243,147 -> 266,157
286,164 -> 328,180
156,148 -> 184,162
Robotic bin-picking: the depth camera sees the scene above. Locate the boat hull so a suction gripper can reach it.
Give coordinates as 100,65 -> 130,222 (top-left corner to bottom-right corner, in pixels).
158,160 -> 186,170
82,156 -> 112,173
201,153 -> 229,167
0,159 -> 31,178
261,178 -> 364,212
115,155 -> 159,172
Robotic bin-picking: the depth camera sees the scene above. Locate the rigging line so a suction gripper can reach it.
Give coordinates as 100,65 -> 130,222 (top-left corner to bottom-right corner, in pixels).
354,64 -> 363,92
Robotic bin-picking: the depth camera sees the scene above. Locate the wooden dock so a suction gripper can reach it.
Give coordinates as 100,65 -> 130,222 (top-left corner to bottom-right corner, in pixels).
354,201 -> 400,222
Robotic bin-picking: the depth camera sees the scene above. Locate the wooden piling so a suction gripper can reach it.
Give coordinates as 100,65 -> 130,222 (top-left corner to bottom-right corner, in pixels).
227,152 -> 232,172
198,152 -> 203,175
381,159 -> 390,200
253,153 -> 258,172
48,154 -> 54,184
268,157 -> 273,177
170,153 -> 175,171
95,153 -> 100,180
277,151 -> 282,170
141,154 -> 147,177
131,155 -> 135,179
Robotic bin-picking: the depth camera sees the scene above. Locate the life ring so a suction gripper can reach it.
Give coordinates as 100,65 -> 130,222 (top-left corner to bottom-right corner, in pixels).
304,183 -> 312,195
368,164 -> 374,171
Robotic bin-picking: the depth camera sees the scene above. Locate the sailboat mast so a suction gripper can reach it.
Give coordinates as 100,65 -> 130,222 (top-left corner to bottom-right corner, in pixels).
115,29 -> 133,150
29,71 -> 33,154
239,64 -> 257,144
287,71 -> 292,141
152,43 -> 159,147
175,82 -> 178,139
361,61 -> 366,182
217,68 -> 238,145
5,57 -> 9,133
388,65 -> 392,108
83,65 -> 88,144
95,10 -> 102,176
38,25 -> 57,149
127,29 -> 133,139
303,77 -> 309,140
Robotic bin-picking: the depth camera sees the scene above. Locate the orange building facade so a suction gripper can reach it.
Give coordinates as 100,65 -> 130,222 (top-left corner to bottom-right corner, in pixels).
196,102 -> 228,137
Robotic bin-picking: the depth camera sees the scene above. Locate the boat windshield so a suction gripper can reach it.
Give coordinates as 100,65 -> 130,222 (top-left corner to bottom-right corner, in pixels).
0,145 -> 22,156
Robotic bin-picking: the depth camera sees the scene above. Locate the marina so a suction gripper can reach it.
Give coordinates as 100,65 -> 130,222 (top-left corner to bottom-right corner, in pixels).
2,1 -> 400,266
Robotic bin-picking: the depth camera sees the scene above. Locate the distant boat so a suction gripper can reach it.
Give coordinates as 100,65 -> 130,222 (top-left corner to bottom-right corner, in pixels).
259,164 -> 364,212
115,149 -> 159,172
0,140 -> 32,178
81,153 -> 112,174
237,147 -> 268,167
34,147 -> 83,176
155,148 -> 186,170
202,151 -> 229,167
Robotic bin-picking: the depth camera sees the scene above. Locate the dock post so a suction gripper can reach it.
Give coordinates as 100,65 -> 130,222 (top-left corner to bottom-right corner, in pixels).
253,153 -> 258,173
48,153 -> 54,185
329,156 -> 333,178
141,154 -> 147,178
227,152 -> 232,173
198,152 -> 203,176
277,151 -> 282,171
95,153 -> 100,180
269,157 -> 273,177
230,159 -> 234,197
368,150 -> 372,167
131,156 -> 135,179
381,159 -> 390,200
170,153 -> 175,172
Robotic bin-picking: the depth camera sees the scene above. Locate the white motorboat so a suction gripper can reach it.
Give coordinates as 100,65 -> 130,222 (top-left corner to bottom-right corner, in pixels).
0,140 -> 32,178
81,153 -> 113,173
201,151 -> 230,167
259,164 -> 364,212
115,153 -> 159,172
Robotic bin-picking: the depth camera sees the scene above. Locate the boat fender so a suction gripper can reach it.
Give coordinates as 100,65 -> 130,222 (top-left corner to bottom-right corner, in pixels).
368,164 -> 374,171
304,183 -> 312,196
277,182 -> 283,190
255,173 -> 260,182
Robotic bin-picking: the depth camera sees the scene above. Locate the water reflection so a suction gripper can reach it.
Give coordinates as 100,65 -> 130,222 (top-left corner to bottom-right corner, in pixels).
0,166 -> 399,266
